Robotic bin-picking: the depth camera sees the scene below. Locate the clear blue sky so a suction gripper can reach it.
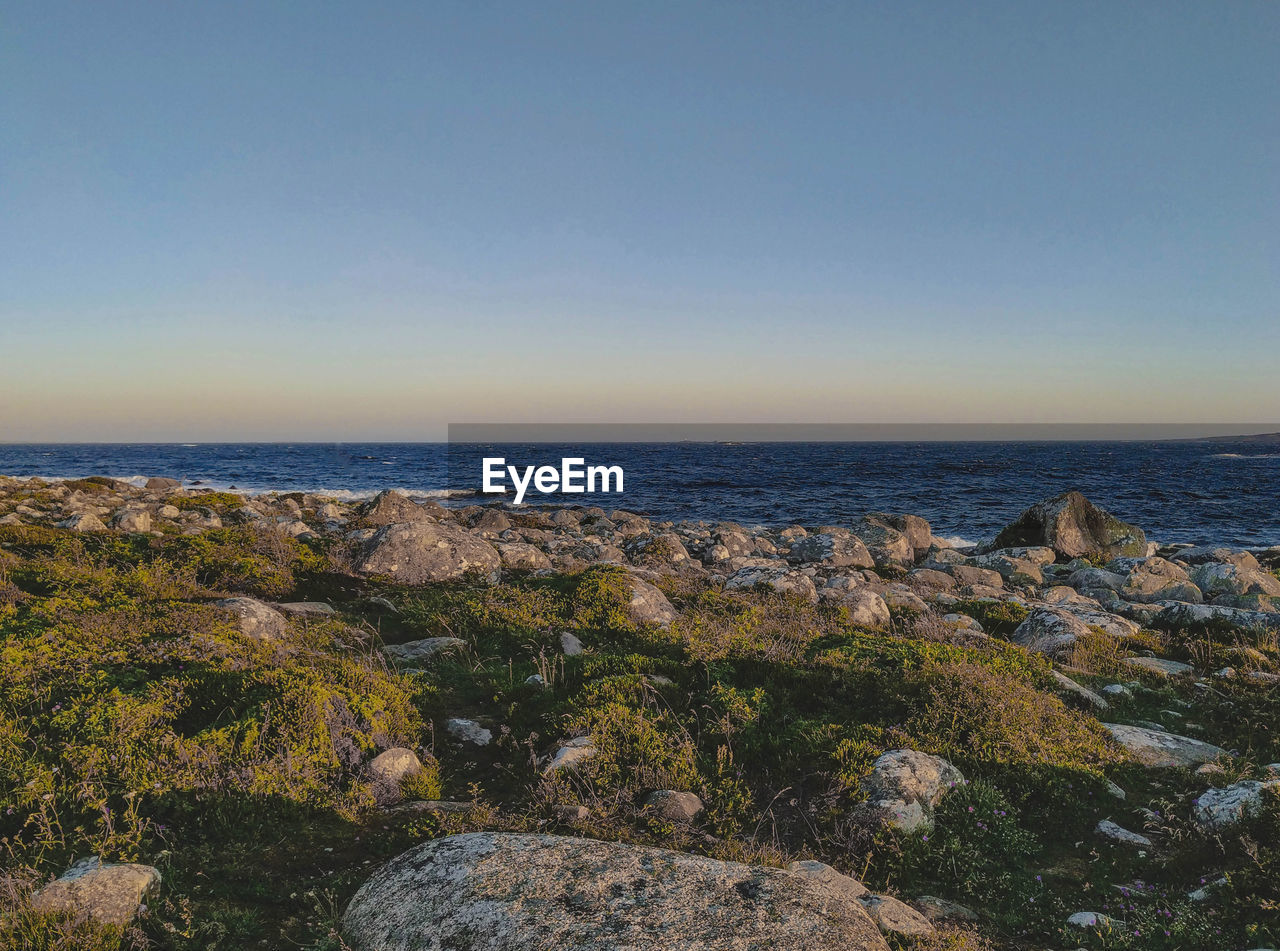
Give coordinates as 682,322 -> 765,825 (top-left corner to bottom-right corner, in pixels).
2,1 -> 1276,440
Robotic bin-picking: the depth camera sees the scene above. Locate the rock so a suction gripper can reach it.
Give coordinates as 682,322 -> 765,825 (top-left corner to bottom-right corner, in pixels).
1051,670 -> 1108,710
369,748 -> 425,805
59,512 -> 107,532
949,564 -> 1005,588
31,857 -> 161,927
851,515 -> 915,568
1193,779 -> 1280,829
857,894 -> 934,937
496,542 -> 552,572
785,860 -> 869,901
110,507 -> 152,533
644,790 -> 705,822
1121,557 -> 1202,604
1067,911 -> 1117,929
1191,561 -> 1280,599
788,532 -> 874,569
359,489 -> 436,526
725,564 -> 818,603
970,552 -> 1044,587
1104,723 -> 1227,768
342,833 -> 890,951
472,509 -> 511,534
542,736 -> 597,773
626,576 -> 679,626
145,476 -> 181,491
1124,656 -> 1193,677
445,718 -> 492,746
1054,604 -> 1142,638
908,568 -> 957,591
1069,567 -> 1127,592
357,522 -> 501,584
993,491 -> 1146,561
560,631 -> 585,655
860,750 -> 964,832
382,637 -> 467,667
838,588 -> 892,629
875,513 -> 934,558
912,895 -> 978,923
276,601 -> 336,617
215,596 -> 288,641
1011,607 -> 1093,656
1095,819 -> 1152,849
553,804 -> 591,821
1154,601 -> 1280,633
1102,683 -> 1134,699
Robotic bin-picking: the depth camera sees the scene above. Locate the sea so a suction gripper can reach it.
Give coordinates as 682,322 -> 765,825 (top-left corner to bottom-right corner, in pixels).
1,441 -> 1278,548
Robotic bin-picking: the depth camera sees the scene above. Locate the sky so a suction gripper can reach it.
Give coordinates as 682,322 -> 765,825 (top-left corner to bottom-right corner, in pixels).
1,1 -> 1277,441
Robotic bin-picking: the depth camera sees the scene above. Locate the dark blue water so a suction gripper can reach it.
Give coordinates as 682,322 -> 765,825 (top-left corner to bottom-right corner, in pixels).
1,442 -> 1277,547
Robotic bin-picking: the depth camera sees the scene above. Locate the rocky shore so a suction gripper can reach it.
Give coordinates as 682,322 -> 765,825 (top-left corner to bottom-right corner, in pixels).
1,473 -> 1278,951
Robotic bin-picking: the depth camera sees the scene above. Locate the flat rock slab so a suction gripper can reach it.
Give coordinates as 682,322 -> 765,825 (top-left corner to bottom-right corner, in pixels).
343,832 -> 890,951
31,858 -> 160,927
1105,723 -> 1227,768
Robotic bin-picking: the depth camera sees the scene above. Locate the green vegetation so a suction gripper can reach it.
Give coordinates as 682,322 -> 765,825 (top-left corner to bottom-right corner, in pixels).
1,524 -> 1277,949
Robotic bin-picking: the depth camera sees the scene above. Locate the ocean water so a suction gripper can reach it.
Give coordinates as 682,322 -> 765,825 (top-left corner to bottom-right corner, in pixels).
1,441 -> 1278,548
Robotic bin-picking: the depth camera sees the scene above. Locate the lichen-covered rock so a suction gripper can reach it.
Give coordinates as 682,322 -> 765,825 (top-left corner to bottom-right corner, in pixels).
357,521 -> 501,584
1011,607 -> 1093,656
725,564 -> 819,603
215,596 -> 289,641
860,749 -> 964,832
993,491 -> 1146,561
382,637 -> 467,668
858,893 -> 935,937
1193,779 -> 1280,829
31,857 -> 160,927
785,860 -> 869,901
1104,723 -> 1227,768
110,507 -> 152,533
1191,560 -> 1280,599
496,541 -> 552,572
60,512 -> 107,532
342,833 -> 891,951
837,588 -> 891,629
789,532 -> 874,569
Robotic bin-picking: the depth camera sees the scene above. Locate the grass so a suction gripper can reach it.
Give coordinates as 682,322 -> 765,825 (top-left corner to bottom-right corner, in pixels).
0,523 -> 1278,949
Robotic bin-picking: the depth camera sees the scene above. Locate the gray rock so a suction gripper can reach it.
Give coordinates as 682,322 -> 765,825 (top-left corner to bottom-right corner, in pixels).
626,576 -> 680,626
1124,656 -> 1193,677
31,857 -> 161,927
496,542 -> 552,572
644,790 -> 705,822
359,490 -> 438,526
1122,557 -> 1203,604
357,522 -> 501,584
59,512 -> 107,532
1191,561 -> 1280,599
560,631 -> 585,655
789,532 -> 874,569
276,601 -> 336,617
110,507 -> 152,533
215,596 -> 288,641
785,860 -> 869,901
851,515 -> 916,568
1095,819 -> 1152,849
1193,779 -> 1280,829
726,564 -> 818,603
912,895 -> 978,923
1011,607 -> 1093,656
993,491 -> 1146,561
1051,670 -> 1109,710
838,588 -> 892,629
382,637 -> 467,667
1104,723 -> 1227,768
446,718 -> 493,746
860,749 -> 964,832
857,894 -> 934,937
542,736 -> 597,773
343,833 -> 890,951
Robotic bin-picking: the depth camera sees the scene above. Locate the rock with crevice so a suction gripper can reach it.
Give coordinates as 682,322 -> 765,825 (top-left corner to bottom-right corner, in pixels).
860,749 -> 964,832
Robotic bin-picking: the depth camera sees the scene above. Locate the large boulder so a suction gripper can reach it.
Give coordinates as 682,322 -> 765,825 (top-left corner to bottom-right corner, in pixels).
31,857 -> 161,927
859,750 -> 964,832
993,492 -> 1146,561
725,564 -> 819,603
357,522 -> 501,584
343,833 -> 890,951
1191,560 -> 1280,599
1193,779 -> 1280,829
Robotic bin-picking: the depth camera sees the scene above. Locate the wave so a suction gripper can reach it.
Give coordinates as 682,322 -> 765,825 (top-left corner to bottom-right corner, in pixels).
1212,453 -> 1280,460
